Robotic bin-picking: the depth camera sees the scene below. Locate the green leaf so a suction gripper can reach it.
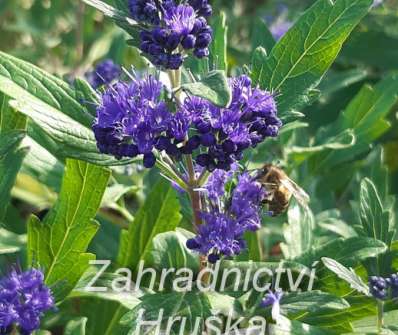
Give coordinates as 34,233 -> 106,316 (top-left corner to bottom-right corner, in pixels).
27,159 -> 110,301
117,179 -> 182,272
351,310 -> 398,334
359,178 -> 395,247
340,74 -> 398,140
120,291 -> 212,335
316,209 -> 358,239
318,68 -> 369,96
340,30 -> 398,71
280,290 -> 350,316
0,51 -> 92,127
21,136 -> 64,191
251,18 -> 276,54
244,230 -> 263,262
72,269 -> 141,309
0,131 -> 28,221
145,228 -> 200,272
256,0 -> 373,116
358,178 -> 395,275
65,318 -> 88,335
181,70 -> 232,107
321,257 -> 370,295
294,237 -> 388,268
287,129 -> 356,166
0,51 -> 131,166
73,77 -> 100,118
309,74 -> 398,169
271,316 -> 334,335
209,12 -> 228,72
251,47 -> 268,87
0,228 -> 26,255
81,0 -> 139,35
281,203 -> 314,259
0,92 -> 26,132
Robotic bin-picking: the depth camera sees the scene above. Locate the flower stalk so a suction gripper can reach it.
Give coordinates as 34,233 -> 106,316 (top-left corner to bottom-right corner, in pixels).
377,300 -> 384,333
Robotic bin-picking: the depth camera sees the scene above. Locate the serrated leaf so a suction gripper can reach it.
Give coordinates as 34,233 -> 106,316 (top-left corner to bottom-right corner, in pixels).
117,179 -> 182,272
27,159 -> 110,301
0,51 -> 92,127
322,257 -> 369,295
181,70 -> 232,107
0,51 -> 131,166
256,0 -> 373,116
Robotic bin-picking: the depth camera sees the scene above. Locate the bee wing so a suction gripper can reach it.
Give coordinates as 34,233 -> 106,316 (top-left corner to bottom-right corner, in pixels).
279,178 -> 310,206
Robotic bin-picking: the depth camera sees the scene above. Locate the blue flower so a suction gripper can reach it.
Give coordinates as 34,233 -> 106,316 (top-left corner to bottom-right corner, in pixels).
130,0 -> 213,69
183,75 -> 281,172
86,59 -> 122,89
192,211 -> 247,259
94,74 -> 280,172
389,273 -> 398,298
231,173 -> 265,231
0,268 -> 54,334
128,0 -> 160,24
164,5 -> 197,35
187,171 -> 266,260
93,75 -> 173,167
369,276 -> 389,300
189,0 -> 212,17
205,167 -> 235,202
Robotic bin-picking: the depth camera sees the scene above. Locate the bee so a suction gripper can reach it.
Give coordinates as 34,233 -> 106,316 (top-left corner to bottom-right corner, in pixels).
255,164 -> 310,216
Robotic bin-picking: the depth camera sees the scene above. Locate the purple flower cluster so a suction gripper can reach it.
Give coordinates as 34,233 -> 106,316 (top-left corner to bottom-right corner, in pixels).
187,172 -> 266,262
128,0 -> 213,69
93,74 -> 281,171
93,75 -> 173,168
86,59 -> 122,89
0,269 -> 54,334
369,274 -> 398,300
186,75 -> 281,171
390,273 -> 398,298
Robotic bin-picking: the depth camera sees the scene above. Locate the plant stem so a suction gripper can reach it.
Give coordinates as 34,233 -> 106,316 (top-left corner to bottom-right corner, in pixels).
377,300 -> 384,334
